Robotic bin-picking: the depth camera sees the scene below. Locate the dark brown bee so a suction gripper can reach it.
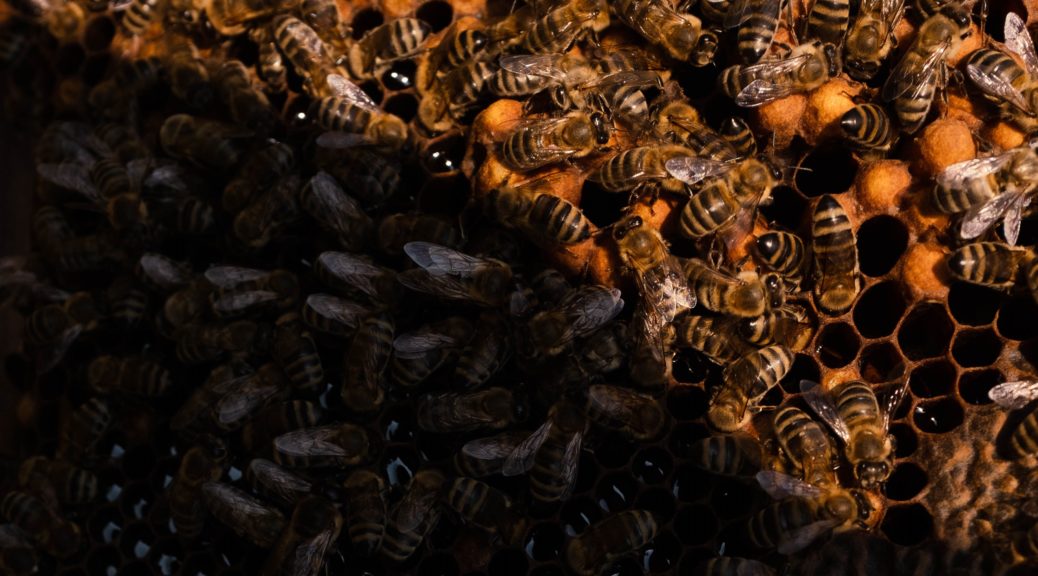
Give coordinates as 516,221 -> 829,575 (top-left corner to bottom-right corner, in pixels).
503,400 -> 586,503
390,316 -> 474,388
245,458 -> 312,507
316,145 -> 401,209
273,312 -> 324,393
273,422 -> 370,468
168,442 -> 227,539
417,387 -> 526,434
840,103 -> 896,157
214,59 -> 277,131
222,140 -> 295,214
233,175 -> 303,249
398,242 -> 514,308
314,251 -> 398,305
342,313 -> 394,413
174,319 -> 265,365
673,315 -> 744,365
724,0 -> 781,63
1,491 -> 81,558
104,276 -> 150,330
299,171 -> 374,252
446,477 -> 528,545
202,481 -> 286,546
343,469 -> 387,556
311,74 -> 410,152
485,174 -> 595,247
454,312 -> 512,389
242,400 -> 324,455
87,354 -> 172,397
718,116 -> 757,159
160,113 -> 249,170
708,345 -> 793,431
18,456 -> 97,504
261,496 -> 342,576
165,34 -> 214,109
206,0 -> 297,35
521,284 -> 624,358
0,524 -> 36,576
586,384 -> 666,440
565,510 -> 659,576
58,397 -> 113,465
690,434 -> 765,478
377,212 -> 463,256
381,468 -> 445,563
454,431 -> 531,478
417,23 -> 489,93
205,266 -> 299,319
209,363 -> 290,432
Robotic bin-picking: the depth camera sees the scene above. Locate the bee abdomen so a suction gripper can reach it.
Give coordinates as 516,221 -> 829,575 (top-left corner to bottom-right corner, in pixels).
840,103 -> 894,153
680,181 -> 738,238
806,0 -> 850,45
691,434 -> 763,477
673,315 -> 739,364
529,194 -> 591,244
947,242 -> 1021,289
812,195 -> 857,274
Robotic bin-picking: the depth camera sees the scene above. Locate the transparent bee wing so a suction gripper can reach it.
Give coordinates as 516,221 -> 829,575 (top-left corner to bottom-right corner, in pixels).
510,289 -> 534,317
395,485 -> 440,532
559,430 -> 583,500
36,163 -> 100,202
37,324 -> 82,374
725,0 -> 776,29
315,131 -> 375,149
664,156 -> 736,185
637,256 -> 697,325
205,266 -> 268,288
883,41 -> 949,102
882,377 -> 910,429
585,70 -> 661,91
800,380 -> 851,442
143,160 -> 191,193
404,242 -> 494,277
1004,191 -> 1033,246
397,269 -> 479,303
498,54 -> 570,81
202,481 -> 284,533
139,253 -> 192,290
288,523 -> 339,575
967,61 -> 1031,112
393,329 -> 461,359
247,459 -> 313,501
776,518 -> 840,554
735,78 -> 796,107
211,291 -> 280,316
959,189 -> 1024,241
274,425 -> 351,460
214,376 -> 285,429
561,285 -> 625,339
304,172 -> 369,241
885,0 -> 907,29
327,74 -> 380,112
989,380 -> 1038,409
755,470 -> 824,500
316,251 -> 387,299
304,294 -> 367,331
462,432 -> 527,460
936,153 -> 1017,192
502,419 -> 553,476
1005,12 -> 1038,78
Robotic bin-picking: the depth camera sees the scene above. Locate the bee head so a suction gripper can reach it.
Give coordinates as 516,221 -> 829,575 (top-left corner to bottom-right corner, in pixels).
855,461 -> 891,490
692,30 -> 720,67
590,112 -> 612,145
822,42 -> 843,78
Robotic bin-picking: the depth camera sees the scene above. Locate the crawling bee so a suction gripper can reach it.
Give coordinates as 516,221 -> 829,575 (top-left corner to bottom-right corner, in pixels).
311,74 -> 410,152
723,0 -> 782,64
682,258 -> 769,318
455,431 -> 531,478
447,477 -> 528,545
586,384 -> 666,440
262,496 -> 342,576
398,242 -> 514,308
417,387 -> 526,433
966,13 -> 1038,133
503,400 -> 587,503
520,284 -> 624,359
245,458 -> 312,507
168,442 -> 227,539
844,0 -> 906,80
690,433 -> 765,478
202,481 -> 286,547
613,0 -> 717,64
87,354 -> 172,397
518,0 -> 604,54
299,171 -> 374,252
485,174 -> 595,247
205,266 -> 299,319
273,422 -> 371,468
708,345 -> 793,431
18,456 -> 97,504
946,241 -> 1032,291
499,111 -> 611,171
989,380 -> 1038,458
565,510 -> 659,576
720,40 -> 842,107
381,469 -> 445,562
811,194 -> 861,315
345,17 -> 431,79
343,469 -> 387,556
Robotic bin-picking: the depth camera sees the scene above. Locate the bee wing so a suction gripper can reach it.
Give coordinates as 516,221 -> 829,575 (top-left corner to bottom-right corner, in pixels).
305,172 -> 370,238
755,470 -> 824,500
800,380 -> 851,442
397,269 -> 481,303
1005,12 -> 1038,78
776,518 -> 840,555
637,256 -> 697,324
304,294 -> 367,331
989,380 -> 1038,409
881,377 -> 910,429
36,163 -> 100,203
316,251 -> 387,299
288,524 -> 339,575
204,266 -> 267,288
393,329 -> 460,359
214,375 -> 285,429
558,430 -> 583,501
461,432 -> 526,460
664,156 -> 736,186
498,54 -> 570,81
561,285 -> 625,339
959,189 -> 1025,241
211,290 -> 281,316
139,253 -> 191,290
725,0 -> 777,28
585,70 -> 661,91
315,131 -> 375,149
1003,191 -> 1034,246
404,242 -> 492,277
936,153 -> 1017,192
143,160 -> 192,193
395,485 -> 440,532
202,481 -> 284,527
274,426 -> 351,460
502,419 -> 553,476
327,73 -> 380,111
967,60 -> 1031,112
883,41 -> 949,102
37,324 -> 82,374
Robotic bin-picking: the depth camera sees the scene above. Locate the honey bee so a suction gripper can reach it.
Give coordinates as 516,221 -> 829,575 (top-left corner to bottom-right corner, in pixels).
345,17 -> 431,79
272,313 -> 324,393
0,491 -> 81,558
57,397 -> 112,465
965,12 -> 1038,132
241,400 -> 323,455
165,34 -> 213,109
840,103 -> 896,157
160,113 -> 250,170
672,157 -> 776,239
136,252 -> 193,293
208,362 -> 289,431
262,495 -> 342,576
673,315 -> 744,364
89,354 -> 166,397
612,0 -> 718,65
316,144 -> 402,209
301,293 -> 370,337
454,312 -> 511,389
398,242 -> 515,308
95,122 -> 151,163
716,116 -> 756,159
233,175 -> 303,248
314,251 -> 397,305
934,142 -> 1038,246
339,469 -> 387,556
272,422 -> 371,468
708,345 -> 793,431
31,206 -> 74,259
454,431 -> 530,477
215,59 -> 278,131
417,60 -> 498,131
740,304 -> 814,350
690,433 -> 765,478
946,241 -> 1029,289
806,0 -> 850,46
772,405 -> 839,489
175,319 -> 268,365
204,266 -> 299,319
377,212 -> 463,256
381,468 -> 444,562
173,360 -> 254,435
844,0 -> 906,80
205,0 -> 298,36
254,31 -> 290,94
518,0 -> 604,54
223,140 -> 295,214
881,6 -> 971,133
18,456 -> 97,504
802,379 -> 907,489
310,74 -> 410,152
299,171 -> 374,252
695,557 -> 777,576
565,509 -> 659,576
272,14 -> 332,86
589,145 -> 696,194
811,194 -> 861,315
653,99 -> 740,162
988,380 -> 1038,458
202,481 -> 286,547
446,477 -> 528,545
720,40 -> 842,107
245,458 -> 313,507
723,0 -> 782,63
754,231 -> 807,287
417,387 -> 526,434
299,0 -> 348,49
682,258 -> 768,318
485,174 -> 595,247
520,284 -> 624,358
341,313 -> 393,413
25,295 -> 94,373
36,155 -> 151,234
161,279 -> 211,333
586,384 -> 665,440
488,53 -> 598,99
0,524 -> 36,576
503,400 -> 586,502
416,23 -> 489,93
499,111 -> 610,171
168,442 -> 227,539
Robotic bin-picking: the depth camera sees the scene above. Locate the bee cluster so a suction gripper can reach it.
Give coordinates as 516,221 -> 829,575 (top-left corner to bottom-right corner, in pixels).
8,0 -> 1038,573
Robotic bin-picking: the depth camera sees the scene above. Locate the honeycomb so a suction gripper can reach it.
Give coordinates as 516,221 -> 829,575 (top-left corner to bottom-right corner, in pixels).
4,0 -> 1038,574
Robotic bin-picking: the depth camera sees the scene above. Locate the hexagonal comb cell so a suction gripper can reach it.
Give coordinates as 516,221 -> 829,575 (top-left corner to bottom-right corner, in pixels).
817,322 -> 861,369
898,304 -> 955,361
856,217 -> 908,278
853,281 -> 907,338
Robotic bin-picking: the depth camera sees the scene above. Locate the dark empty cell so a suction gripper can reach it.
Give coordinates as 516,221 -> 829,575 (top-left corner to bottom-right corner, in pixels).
885,462 -> 928,501
418,174 -> 468,213
419,553 -> 460,576
595,434 -> 636,468
382,447 -> 420,490
672,350 -> 715,383
122,446 -> 156,479
794,145 -> 857,197
710,478 -> 757,519
633,447 -> 673,484
672,463 -> 712,502
181,551 -> 219,576
667,422 -> 710,459
524,523 -> 565,561
666,385 -> 708,420
575,451 -> 599,494
121,522 -> 156,559
959,369 -> 1003,405
853,281 -> 907,337
416,0 -> 453,31
422,134 -> 466,174
998,294 -> 1038,340
913,397 -> 964,434
383,407 -> 418,442
1021,338 -> 1038,370
948,282 -> 1001,326
881,503 -> 933,546
426,513 -> 459,549
86,545 -> 121,576
148,538 -> 184,576
780,353 -> 821,394
860,342 -> 906,384
758,383 -> 785,408
88,505 -> 123,544
529,567 -> 565,576
891,423 -> 917,457
120,482 -> 154,521
488,549 -> 528,576
642,531 -> 681,573
579,181 -> 629,229
635,487 -> 677,522
759,185 -> 808,232
351,8 -> 384,38
360,80 -> 383,104
817,322 -> 860,368
856,217 -> 909,277
898,304 -> 954,361
603,558 -> 645,576
84,16 -> 116,52
952,329 -> 1003,368
122,561 -> 152,576
384,93 -> 418,122
55,43 -> 85,76
381,60 -> 417,91
4,353 -> 30,392
673,505 -> 717,546
595,472 -> 638,512
909,361 -> 955,398
561,497 -> 603,536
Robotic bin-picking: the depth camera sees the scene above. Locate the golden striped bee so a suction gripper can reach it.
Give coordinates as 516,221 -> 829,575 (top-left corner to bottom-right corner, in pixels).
753,230 -> 807,287
989,380 -> 1038,458
565,510 -> 659,576
381,468 -> 445,562
502,400 -> 586,503
518,0 -> 604,54
499,111 -> 611,171
377,212 -> 464,256
946,241 -> 1031,290
485,174 -> 595,247
772,405 -> 839,490
311,74 -> 410,152
202,481 -> 286,547
589,145 -> 697,195
18,456 -> 97,504
966,13 -> 1038,133
811,194 -> 861,315
343,469 -> 387,556
417,387 -> 526,434
417,60 -> 498,132
801,379 -> 908,489
653,98 -> 740,162
669,156 -> 775,240
417,23 -> 490,94
881,6 -> 971,134
806,0 -> 850,46
720,40 -> 842,107
272,422 -> 371,468
723,0 -> 782,64
446,477 -> 528,545
844,0 -> 906,80
205,0 -> 297,36
397,242 -> 515,308
682,258 -> 768,318
673,315 -> 745,365
345,17 -> 431,80
612,0 -> 718,65
708,345 -> 793,431
690,433 -> 765,478
840,103 -> 896,157
489,53 -> 599,99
